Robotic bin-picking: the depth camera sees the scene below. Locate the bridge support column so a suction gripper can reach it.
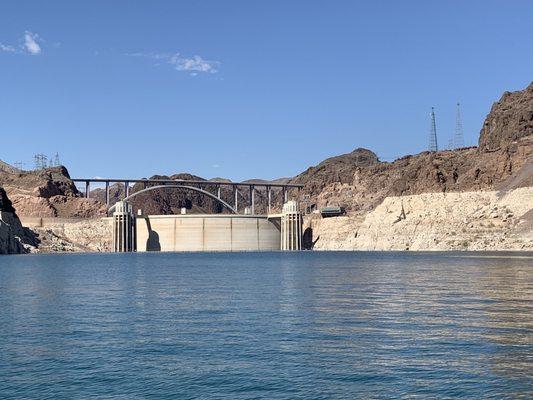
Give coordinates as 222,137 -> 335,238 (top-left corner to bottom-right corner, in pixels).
234,187 -> 239,213
85,181 -> 90,199
249,185 -> 255,215
267,186 -> 271,213
113,201 -> 136,252
281,200 -> 302,251
105,181 -> 110,208
125,181 -> 130,198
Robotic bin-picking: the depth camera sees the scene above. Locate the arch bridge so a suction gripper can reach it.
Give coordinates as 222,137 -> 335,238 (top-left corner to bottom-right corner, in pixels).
72,177 -> 303,215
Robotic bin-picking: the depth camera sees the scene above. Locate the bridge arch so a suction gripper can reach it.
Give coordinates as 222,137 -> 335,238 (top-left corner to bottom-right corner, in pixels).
107,184 -> 237,214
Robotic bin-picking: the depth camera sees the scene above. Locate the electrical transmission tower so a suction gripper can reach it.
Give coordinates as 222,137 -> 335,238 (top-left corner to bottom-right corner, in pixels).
54,152 -> 60,167
428,107 -> 438,152
33,154 -> 48,170
454,102 -> 464,149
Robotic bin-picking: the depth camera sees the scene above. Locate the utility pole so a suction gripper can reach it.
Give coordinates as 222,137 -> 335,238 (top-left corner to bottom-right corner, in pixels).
454,102 -> 464,149
428,107 -> 438,152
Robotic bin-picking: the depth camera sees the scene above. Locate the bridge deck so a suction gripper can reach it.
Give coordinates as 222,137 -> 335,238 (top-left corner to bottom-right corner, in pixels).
72,178 -> 303,188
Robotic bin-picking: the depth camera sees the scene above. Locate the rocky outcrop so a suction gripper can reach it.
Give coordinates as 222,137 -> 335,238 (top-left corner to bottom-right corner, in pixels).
0,187 -> 38,254
306,187 -> 533,251
31,218 -> 112,253
0,166 -> 106,218
479,82 -> 533,152
0,160 -> 20,174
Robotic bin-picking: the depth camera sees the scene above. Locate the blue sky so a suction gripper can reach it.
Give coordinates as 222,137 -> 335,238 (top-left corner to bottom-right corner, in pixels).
1,1 -> 532,181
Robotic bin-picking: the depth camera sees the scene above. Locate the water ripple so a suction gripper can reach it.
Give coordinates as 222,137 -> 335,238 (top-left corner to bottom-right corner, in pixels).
0,251 -> 532,399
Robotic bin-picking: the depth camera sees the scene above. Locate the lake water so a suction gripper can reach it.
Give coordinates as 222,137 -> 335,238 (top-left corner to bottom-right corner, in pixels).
0,252 -> 532,399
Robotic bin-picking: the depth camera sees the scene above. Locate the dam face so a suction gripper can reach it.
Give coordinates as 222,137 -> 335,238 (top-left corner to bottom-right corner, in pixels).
136,214 -> 281,252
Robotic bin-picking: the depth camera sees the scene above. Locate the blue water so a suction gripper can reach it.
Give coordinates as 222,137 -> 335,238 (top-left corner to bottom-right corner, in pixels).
0,252 -> 532,399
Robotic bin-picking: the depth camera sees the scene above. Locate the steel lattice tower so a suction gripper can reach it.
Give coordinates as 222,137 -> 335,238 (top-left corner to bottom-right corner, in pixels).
428,107 -> 438,152
33,154 -> 48,170
454,102 -> 464,149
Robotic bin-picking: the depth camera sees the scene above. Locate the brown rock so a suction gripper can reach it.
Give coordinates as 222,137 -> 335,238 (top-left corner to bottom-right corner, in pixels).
479,82 -> 533,152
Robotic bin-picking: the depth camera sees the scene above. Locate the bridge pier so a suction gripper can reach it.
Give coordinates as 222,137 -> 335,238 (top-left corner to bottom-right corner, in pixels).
282,187 -> 289,204
249,185 -> 255,214
267,186 -> 271,213
105,181 -> 110,208
234,187 -> 239,212
85,180 -> 90,199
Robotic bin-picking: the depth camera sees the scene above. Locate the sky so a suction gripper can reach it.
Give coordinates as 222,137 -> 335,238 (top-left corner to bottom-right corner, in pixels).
1,1 -> 532,182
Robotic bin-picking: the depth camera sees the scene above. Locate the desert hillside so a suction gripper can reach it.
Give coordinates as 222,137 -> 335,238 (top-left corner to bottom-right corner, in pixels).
292,82 -> 532,215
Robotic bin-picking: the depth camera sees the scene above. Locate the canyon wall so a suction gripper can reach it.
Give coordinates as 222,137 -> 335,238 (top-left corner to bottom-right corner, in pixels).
0,188 -> 37,254
306,187 -> 533,251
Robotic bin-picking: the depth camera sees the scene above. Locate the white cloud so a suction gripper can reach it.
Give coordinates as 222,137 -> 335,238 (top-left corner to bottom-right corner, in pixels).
129,52 -> 219,75
212,164 -> 221,169
0,43 -> 16,52
0,31 -> 44,55
24,31 -> 42,55
170,54 -> 218,73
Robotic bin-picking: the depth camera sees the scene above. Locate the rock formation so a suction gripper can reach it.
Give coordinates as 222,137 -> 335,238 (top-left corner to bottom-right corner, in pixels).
0,187 -> 38,254
307,187 -> 533,251
0,166 -> 106,218
479,82 -> 533,152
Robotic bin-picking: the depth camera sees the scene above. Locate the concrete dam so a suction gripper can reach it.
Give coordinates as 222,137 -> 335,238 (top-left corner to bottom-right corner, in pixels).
136,214 -> 281,252
112,200 -> 303,252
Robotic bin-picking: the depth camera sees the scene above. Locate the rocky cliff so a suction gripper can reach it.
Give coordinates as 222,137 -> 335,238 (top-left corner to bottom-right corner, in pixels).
306,187 -> 533,251
0,187 -> 38,254
479,82 -> 533,152
0,166 -> 106,218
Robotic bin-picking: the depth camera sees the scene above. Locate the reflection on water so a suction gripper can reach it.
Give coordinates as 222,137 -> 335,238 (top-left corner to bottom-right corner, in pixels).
0,251 -> 531,399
